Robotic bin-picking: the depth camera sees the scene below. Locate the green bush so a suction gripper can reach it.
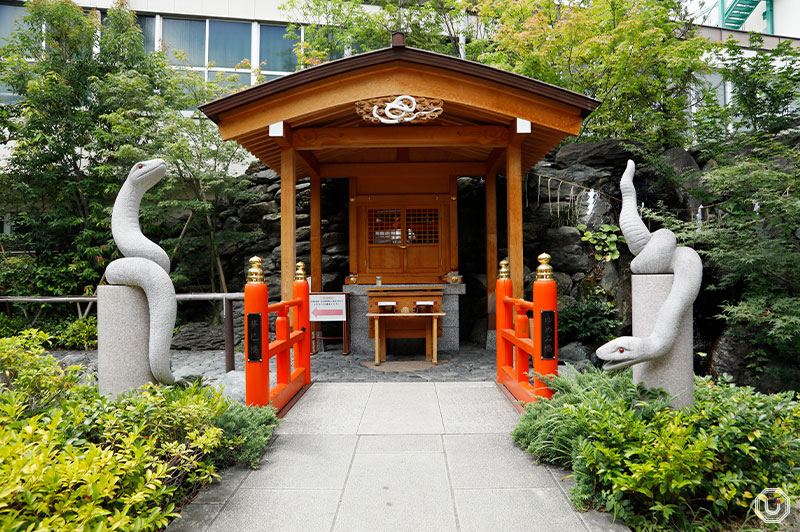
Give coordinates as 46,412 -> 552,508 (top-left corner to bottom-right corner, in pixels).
213,402 -> 281,469
1,316 -> 98,350
0,331 -> 281,531
53,316 -> 98,350
513,367 -> 800,531
558,298 -> 621,346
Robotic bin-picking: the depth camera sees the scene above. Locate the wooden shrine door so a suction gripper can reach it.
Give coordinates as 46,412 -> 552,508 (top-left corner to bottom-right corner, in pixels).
357,202 -> 447,279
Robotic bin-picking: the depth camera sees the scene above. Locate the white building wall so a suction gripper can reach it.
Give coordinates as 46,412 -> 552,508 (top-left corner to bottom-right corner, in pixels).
76,1 -> 290,23
773,0 -> 800,37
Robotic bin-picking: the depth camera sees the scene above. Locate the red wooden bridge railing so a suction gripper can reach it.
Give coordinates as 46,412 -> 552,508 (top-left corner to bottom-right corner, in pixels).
244,257 -> 311,410
496,254 -> 558,404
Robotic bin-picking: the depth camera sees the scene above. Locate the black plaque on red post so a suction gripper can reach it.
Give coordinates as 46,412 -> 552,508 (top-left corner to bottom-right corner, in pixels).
247,313 -> 262,362
540,310 -> 556,360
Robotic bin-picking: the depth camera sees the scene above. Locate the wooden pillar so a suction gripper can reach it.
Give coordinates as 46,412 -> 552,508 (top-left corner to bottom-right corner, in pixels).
310,173 -> 322,293
281,147 -> 297,302
485,172 -> 497,329
506,142 -> 523,299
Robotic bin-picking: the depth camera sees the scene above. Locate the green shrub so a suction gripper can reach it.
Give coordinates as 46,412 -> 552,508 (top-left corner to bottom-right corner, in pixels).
558,298 -> 621,346
213,402 -> 281,469
1,317 -> 98,350
0,331 -> 279,530
513,368 -> 800,531
0,330 -> 90,415
0,394 -> 175,532
54,316 -> 98,350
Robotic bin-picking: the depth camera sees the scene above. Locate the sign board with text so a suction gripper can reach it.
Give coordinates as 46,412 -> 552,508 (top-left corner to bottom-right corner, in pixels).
309,293 -> 347,322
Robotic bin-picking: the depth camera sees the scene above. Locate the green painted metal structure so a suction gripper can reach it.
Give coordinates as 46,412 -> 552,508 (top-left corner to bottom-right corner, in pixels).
718,0 -> 774,33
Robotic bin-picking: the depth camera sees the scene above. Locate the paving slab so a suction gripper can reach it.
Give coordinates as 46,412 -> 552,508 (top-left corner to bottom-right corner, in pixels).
205,489 -> 341,532
242,434 -> 357,490
357,434 -> 443,454
332,452 -> 458,532
454,488 -> 586,532
357,382 -> 445,434
167,382 -> 630,532
435,382 -> 520,434
444,433 -> 556,489
276,383 -> 371,434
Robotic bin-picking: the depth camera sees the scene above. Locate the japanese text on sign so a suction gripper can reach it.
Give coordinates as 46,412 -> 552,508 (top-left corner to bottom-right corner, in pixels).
309,294 -> 347,322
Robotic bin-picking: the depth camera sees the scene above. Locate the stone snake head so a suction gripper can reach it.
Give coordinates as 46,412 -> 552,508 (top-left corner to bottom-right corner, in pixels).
596,336 -> 658,371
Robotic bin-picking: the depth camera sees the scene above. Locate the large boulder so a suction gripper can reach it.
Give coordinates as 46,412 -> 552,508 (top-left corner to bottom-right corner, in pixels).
172,322 -> 228,350
240,201 -> 278,223
543,226 -> 589,273
661,147 -> 700,175
709,326 -> 750,382
559,341 -> 592,362
554,139 -> 646,174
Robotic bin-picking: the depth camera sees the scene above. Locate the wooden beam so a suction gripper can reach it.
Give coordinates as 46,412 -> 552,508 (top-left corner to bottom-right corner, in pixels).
485,171 -> 497,330
485,148 -> 505,177
270,121 -> 292,148
506,139 -> 524,299
296,151 -> 321,179
280,147 -> 297,302
310,173 -> 322,293
217,68 -> 584,141
320,162 -> 485,178
293,126 -> 511,150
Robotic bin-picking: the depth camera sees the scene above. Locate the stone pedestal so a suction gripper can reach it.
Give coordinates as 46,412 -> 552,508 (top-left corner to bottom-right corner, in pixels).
632,274 -> 694,408
343,283 -> 465,356
98,285 -> 154,397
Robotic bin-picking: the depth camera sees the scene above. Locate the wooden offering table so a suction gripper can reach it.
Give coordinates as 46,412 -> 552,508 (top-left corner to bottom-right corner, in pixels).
366,286 -> 445,365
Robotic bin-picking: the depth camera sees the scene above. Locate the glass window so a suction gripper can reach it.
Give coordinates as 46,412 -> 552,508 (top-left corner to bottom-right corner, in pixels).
0,82 -> 19,104
260,24 -> 298,72
136,15 -> 155,52
0,4 -> 26,44
210,70 -> 250,90
162,18 -> 205,66
368,209 -> 402,245
209,20 -> 250,68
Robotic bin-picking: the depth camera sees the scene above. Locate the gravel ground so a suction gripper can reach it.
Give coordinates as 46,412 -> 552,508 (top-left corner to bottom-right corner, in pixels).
48,343 -> 498,393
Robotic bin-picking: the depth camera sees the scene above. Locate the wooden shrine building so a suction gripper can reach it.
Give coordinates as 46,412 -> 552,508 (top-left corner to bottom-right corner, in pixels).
201,33 -> 599,354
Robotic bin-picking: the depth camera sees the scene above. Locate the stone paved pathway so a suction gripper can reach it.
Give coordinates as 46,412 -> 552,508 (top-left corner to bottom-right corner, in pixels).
166,382 -> 630,532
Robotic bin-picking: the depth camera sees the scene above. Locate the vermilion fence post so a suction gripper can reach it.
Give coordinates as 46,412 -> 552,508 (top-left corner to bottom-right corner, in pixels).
532,253 -> 558,399
275,308 -> 290,386
293,262 -> 311,384
495,259 -> 513,380
514,304 -> 529,383
244,257 -> 269,406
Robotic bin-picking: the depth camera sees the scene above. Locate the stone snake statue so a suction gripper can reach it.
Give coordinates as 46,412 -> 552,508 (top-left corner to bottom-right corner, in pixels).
105,159 -> 176,384
596,160 -> 702,371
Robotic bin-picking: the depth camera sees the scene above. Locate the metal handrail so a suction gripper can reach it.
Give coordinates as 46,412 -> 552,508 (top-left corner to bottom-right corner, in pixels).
0,292 -> 245,372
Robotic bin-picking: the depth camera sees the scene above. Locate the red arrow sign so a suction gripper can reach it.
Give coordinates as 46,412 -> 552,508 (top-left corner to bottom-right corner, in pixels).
312,308 -> 344,317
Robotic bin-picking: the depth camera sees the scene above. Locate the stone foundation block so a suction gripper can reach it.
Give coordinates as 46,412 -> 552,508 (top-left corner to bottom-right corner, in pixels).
98,285 -> 154,397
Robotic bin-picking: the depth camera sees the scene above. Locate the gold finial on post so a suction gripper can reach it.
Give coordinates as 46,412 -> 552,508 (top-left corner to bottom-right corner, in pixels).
536,253 -> 553,281
498,259 -> 511,279
295,261 -> 307,281
247,256 -> 265,283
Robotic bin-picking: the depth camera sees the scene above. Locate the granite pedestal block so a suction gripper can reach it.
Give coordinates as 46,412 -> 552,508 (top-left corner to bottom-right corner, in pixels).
98,285 -> 155,397
632,274 -> 694,408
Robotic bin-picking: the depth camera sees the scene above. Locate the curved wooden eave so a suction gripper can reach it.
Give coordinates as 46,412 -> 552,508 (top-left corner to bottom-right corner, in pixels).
200,45 -> 599,125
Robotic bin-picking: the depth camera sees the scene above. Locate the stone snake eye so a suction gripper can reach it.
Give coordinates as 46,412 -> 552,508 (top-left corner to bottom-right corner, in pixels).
138,164 -> 143,169
619,348 -> 625,353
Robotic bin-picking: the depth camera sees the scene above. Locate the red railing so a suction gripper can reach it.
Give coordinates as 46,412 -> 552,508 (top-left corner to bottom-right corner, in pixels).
244,258 -> 311,411
496,254 -> 558,404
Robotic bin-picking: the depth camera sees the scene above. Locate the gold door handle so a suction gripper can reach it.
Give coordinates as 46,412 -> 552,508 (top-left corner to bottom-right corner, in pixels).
398,244 -> 408,249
